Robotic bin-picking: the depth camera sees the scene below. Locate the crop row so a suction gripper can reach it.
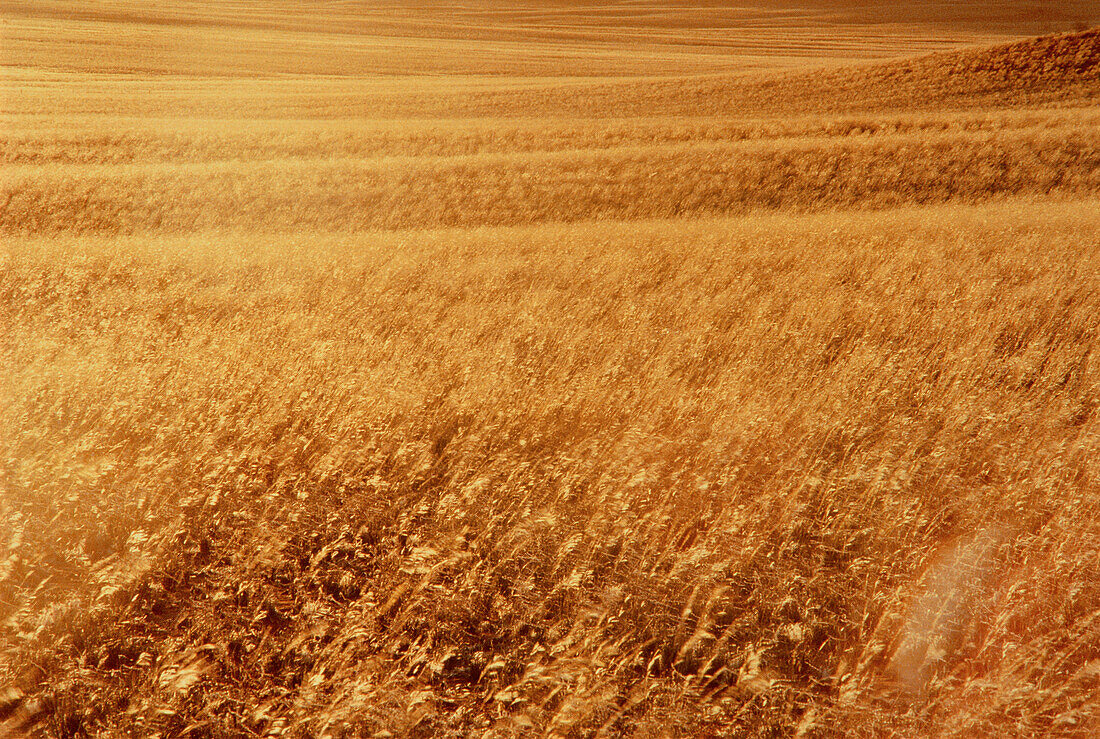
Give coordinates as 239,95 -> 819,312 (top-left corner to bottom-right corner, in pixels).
5,128 -> 1097,234
4,107 -> 1096,166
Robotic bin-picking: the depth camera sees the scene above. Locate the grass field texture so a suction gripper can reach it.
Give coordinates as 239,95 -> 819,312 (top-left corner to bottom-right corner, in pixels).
2,2 -> 1099,737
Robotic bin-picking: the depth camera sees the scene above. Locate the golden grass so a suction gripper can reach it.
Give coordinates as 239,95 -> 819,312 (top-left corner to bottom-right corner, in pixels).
6,124 -> 1100,235
2,3 -> 1100,736
3,107 -> 1100,166
4,201 -> 1100,736
3,26 -> 1096,122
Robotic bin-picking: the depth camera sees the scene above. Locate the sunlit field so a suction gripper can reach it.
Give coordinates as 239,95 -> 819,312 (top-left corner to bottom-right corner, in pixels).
2,2 -> 1099,736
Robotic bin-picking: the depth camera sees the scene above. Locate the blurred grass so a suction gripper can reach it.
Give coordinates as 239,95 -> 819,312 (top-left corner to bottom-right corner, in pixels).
5,128 -> 1098,234
4,200 -> 1100,735
2,11 -> 1100,738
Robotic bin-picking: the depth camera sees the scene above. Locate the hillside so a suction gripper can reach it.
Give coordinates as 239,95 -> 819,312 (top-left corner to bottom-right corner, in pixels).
3,32 -> 1099,237
2,4 -> 1100,738
7,0 -> 1093,78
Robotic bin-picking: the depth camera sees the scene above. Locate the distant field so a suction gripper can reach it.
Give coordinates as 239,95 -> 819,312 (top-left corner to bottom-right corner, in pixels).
2,2 -> 1099,737
7,0 -> 1093,77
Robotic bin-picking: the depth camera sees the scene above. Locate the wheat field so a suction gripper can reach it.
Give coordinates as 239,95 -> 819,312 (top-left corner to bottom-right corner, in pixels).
2,2 -> 1100,737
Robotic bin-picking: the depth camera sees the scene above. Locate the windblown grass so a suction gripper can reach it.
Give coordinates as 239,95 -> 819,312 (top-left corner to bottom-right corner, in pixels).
4,200 -> 1100,736
5,115 -> 1098,235
2,4 -> 1099,736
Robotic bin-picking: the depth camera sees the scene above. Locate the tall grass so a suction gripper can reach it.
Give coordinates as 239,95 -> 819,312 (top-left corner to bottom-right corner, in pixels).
3,10 -> 1100,737
5,127 -> 1098,235
4,201 -> 1099,735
